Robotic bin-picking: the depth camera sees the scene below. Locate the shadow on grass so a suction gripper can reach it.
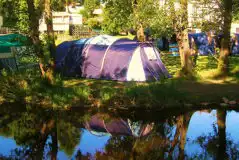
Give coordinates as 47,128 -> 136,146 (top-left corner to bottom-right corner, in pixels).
1,55 -> 239,109
0,70 -> 90,108
64,75 -> 239,109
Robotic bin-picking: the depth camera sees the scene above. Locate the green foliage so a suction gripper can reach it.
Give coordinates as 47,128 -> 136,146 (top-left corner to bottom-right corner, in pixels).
192,0 -> 223,33
131,0 -> 158,28
83,0 -> 100,18
14,46 -> 39,66
102,0 -> 133,34
79,8 -> 90,19
102,0 -> 175,37
40,33 -> 55,64
17,0 -> 30,33
0,0 -> 18,28
150,8 -> 174,38
58,120 -> 81,156
0,70 -> 90,108
51,0 -> 66,11
0,0 -> 43,34
232,0 -> 239,21
87,18 -> 101,30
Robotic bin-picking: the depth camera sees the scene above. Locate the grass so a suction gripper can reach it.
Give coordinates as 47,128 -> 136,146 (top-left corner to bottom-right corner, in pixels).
0,69 -> 90,108
0,55 -> 239,109
160,53 -> 239,81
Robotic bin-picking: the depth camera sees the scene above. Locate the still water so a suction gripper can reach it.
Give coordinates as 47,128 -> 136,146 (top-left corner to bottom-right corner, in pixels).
0,105 -> 239,160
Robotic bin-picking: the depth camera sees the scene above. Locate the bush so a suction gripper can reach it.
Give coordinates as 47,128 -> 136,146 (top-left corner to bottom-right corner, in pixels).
87,18 -> 102,30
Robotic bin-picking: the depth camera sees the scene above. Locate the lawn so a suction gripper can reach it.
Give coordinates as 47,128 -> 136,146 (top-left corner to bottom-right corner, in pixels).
0,55 -> 239,109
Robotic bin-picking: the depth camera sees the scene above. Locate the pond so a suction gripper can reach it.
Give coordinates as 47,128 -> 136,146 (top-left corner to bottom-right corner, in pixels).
0,105 -> 239,160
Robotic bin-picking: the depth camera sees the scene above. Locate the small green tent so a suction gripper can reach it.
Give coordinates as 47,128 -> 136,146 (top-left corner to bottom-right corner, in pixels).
0,34 -> 28,70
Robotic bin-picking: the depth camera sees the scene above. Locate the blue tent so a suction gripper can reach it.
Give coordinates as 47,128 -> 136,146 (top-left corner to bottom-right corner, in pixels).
231,33 -> 239,56
188,33 -> 215,55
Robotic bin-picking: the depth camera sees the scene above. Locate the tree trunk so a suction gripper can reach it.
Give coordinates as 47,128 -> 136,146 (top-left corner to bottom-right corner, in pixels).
178,113 -> 192,160
132,0 -> 146,42
44,0 -> 56,84
169,112 -> 193,159
217,0 -> 232,76
44,0 -> 56,59
137,24 -> 146,42
26,0 -> 46,76
26,0 -> 42,57
51,127 -> 58,160
66,0 -> 70,13
177,0 -> 193,76
216,110 -> 227,159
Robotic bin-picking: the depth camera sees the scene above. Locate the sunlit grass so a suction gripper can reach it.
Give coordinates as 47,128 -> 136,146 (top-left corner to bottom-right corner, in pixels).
0,55 -> 238,109
161,54 -> 239,82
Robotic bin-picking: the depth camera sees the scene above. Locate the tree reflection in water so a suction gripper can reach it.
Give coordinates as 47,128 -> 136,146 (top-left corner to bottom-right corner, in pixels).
0,104 -> 239,160
0,104 -> 84,159
192,110 -> 239,160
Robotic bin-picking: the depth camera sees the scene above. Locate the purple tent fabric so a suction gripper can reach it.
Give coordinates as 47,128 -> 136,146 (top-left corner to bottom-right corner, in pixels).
140,43 -> 163,80
84,114 -> 152,137
85,114 -> 132,136
101,39 -> 139,81
82,44 -> 109,79
104,119 -> 132,136
55,35 -> 170,81
63,39 -> 89,76
55,41 -> 74,71
85,114 -> 108,133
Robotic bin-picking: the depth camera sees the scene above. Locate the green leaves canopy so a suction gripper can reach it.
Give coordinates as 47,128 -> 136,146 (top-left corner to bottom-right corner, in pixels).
102,0 -> 133,34
0,0 -> 43,33
102,0 -> 174,37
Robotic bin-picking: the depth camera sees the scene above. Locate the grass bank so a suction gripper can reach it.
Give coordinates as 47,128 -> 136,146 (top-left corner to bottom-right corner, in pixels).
0,55 -> 239,109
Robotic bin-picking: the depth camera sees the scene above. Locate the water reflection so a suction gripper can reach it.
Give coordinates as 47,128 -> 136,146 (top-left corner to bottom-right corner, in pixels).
0,105 -> 239,160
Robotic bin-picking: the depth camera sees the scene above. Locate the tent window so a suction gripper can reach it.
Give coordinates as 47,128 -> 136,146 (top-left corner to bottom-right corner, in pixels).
144,47 -> 157,60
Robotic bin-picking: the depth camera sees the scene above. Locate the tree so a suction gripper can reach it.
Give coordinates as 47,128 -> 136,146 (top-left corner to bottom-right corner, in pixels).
42,0 -> 56,83
82,0 -> 100,18
232,0 -> 239,21
50,0 -> 81,12
191,0 -> 233,76
103,0 -> 170,38
0,0 -> 43,59
170,0 -> 194,76
216,110 -> 227,159
26,0 -> 44,57
102,0 -> 133,34
0,105 -> 83,160
131,0 -> 159,41
0,0 -> 18,28
217,0 -> 233,75
102,0 -> 194,76
44,0 -> 55,56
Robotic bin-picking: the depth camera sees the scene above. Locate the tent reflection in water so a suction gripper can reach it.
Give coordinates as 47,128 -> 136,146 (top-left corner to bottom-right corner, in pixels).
84,113 -> 154,137
56,35 -> 170,81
